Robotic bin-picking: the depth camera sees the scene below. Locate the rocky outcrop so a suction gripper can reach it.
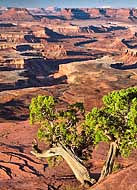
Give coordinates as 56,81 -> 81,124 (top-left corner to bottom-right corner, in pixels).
116,37 -> 137,64
42,44 -> 67,59
58,8 -> 137,21
41,17 -> 64,25
8,58 -> 25,69
91,163 -> 137,190
47,24 -> 80,35
116,8 -> 130,17
118,49 -> 137,64
31,26 -> 48,38
0,32 -> 25,43
86,8 -> 101,17
60,8 -> 73,20
0,42 -> 15,50
0,56 -> 25,69
0,8 -> 35,21
125,49 -> 137,57
0,24 -> 30,43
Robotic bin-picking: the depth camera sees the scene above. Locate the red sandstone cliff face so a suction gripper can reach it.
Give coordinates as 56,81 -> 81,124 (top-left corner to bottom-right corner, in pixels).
58,8 -> 137,21
105,8 -> 118,18
0,8 -> 35,21
42,44 -> 67,59
31,25 -> 48,38
116,8 -> 130,17
41,17 -> 64,25
104,8 -> 130,18
86,8 -> 101,17
1,8 -> 137,22
119,49 -> 137,64
60,8 -> 73,20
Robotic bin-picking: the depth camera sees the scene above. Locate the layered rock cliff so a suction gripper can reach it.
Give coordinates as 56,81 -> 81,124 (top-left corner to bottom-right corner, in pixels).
0,8 -> 35,21
58,8 -> 137,21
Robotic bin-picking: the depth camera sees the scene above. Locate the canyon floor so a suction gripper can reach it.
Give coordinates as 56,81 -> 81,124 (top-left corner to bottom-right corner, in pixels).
0,7 -> 137,190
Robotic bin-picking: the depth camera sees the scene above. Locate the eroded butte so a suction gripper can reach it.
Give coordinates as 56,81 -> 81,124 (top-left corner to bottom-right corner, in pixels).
0,7 -> 137,190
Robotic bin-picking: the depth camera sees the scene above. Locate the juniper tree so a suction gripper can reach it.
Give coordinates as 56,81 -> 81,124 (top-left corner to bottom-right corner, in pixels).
30,87 -> 137,185
84,86 -> 137,180
30,96 -> 96,186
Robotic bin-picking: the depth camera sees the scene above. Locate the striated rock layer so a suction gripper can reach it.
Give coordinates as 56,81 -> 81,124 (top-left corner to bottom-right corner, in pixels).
0,8 -> 35,21
58,8 -> 137,21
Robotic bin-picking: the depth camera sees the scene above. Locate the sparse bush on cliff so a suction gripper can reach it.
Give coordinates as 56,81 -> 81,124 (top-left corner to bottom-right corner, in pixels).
30,87 -> 137,186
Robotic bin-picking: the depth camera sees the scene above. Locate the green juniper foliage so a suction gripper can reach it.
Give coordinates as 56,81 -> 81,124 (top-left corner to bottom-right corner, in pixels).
30,95 -> 89,158
84,87 -> 137,157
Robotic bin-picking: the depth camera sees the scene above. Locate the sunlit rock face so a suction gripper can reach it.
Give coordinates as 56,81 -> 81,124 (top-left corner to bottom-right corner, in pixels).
58,8 -> 137,20
91,163 -> 137,190
0,8 -> 35,21
42,44 -> 67,59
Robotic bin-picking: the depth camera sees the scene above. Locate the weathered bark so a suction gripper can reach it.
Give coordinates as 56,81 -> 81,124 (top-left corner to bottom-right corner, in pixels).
31,144 -> 96,186
99,142 -> 118,181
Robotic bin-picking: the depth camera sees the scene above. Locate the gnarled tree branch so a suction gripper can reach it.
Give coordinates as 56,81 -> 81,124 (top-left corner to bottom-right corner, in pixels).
31,143 -> 96,186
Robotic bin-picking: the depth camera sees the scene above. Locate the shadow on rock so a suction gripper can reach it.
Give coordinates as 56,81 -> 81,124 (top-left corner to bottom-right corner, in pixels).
0,99 -> 28,121
1,151 -> 48,177
111,62 -> 137,70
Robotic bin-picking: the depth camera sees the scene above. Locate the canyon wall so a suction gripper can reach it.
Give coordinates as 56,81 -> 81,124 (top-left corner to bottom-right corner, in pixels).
42,44 -> 67,59
120,49 -> 137,64
59,8 -> 137,21
1,7 -> 137,22
0,8 -> 35,21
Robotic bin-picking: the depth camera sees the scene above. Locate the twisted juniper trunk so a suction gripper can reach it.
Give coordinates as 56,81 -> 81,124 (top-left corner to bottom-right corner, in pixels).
31,144 -> 96,186
99,142 -> 118,181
